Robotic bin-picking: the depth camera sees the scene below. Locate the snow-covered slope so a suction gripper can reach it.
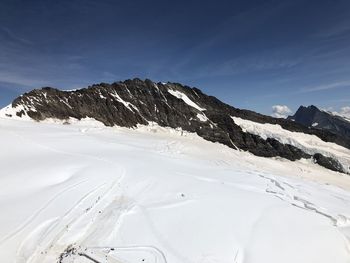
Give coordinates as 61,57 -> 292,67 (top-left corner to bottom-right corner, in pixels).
1,118 -> 350,263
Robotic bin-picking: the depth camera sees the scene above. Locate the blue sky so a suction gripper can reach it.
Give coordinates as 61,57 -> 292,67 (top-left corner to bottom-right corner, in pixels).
0,0 -> 349,116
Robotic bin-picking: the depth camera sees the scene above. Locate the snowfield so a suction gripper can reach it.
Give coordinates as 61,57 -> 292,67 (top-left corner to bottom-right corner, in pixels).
1,118 -> 350,263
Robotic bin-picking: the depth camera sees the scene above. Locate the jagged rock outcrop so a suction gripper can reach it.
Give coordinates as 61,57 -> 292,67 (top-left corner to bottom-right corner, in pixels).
313,153 -> 345,173
5,78 -> 348,174
288,105 -> 350,140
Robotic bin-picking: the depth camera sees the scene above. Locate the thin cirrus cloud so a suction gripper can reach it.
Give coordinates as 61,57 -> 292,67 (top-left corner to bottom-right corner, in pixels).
0,0 -> 350,114
314,18 -> 350,39
299,80 -> 350,93
0,26 -> 33,46
0,71 -> 50,88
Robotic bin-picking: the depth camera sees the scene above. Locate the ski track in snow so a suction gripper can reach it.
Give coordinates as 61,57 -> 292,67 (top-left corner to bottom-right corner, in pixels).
0,118 -> 350,263
24,180 -> 126,262
0,179 -> 88,245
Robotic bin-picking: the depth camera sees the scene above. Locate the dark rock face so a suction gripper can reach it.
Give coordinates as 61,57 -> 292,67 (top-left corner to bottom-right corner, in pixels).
225,105 -> 350,150
288,105 -> 350,141
10,78 -> 347,173
313,153 -> 345,174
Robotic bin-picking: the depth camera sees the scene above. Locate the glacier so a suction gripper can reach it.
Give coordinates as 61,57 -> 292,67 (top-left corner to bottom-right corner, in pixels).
0,118 -> 350,263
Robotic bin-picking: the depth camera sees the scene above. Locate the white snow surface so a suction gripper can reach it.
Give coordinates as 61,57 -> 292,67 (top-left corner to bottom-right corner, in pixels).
0,118 -> 350,263
232,116 -> 350,174
167,89 -> 205,111
0,104 -> 33,121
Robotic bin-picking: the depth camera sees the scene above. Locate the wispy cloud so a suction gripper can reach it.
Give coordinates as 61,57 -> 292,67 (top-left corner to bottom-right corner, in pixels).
0,71 -> 50,88
167,1 -> 293,79
314,19 -> 350,39
300,80 -> 350,93
0,27 -> 33,45
327,98 -> 350,103
206,54 -> 302,77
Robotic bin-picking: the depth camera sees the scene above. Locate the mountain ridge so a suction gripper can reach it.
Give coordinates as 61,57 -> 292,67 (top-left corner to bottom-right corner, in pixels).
288,105 -> 350,141
1,78 -> 349,174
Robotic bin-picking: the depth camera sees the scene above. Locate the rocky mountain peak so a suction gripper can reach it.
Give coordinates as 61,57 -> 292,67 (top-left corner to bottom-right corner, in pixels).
2,78 -> 350,174
289,104 -> 350,140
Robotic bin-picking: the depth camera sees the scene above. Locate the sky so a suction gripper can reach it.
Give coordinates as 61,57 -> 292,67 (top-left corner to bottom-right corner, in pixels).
0,0 -> 349,116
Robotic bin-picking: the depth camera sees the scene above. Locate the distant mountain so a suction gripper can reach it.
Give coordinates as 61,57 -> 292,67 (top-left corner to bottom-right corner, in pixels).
1,78 -> 349,174
288,105 -> 350,140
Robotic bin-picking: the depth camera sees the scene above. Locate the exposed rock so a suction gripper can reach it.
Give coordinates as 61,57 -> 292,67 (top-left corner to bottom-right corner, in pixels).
288,105 -> 350,141
313,153 -> 345,174
7,78 -> 349,174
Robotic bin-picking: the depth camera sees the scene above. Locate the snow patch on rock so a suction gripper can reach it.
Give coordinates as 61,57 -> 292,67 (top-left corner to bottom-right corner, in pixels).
110,90 -> 138,112
232,116 -> 350,174
168,89 -> 205,111
197,113 -> 208,122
